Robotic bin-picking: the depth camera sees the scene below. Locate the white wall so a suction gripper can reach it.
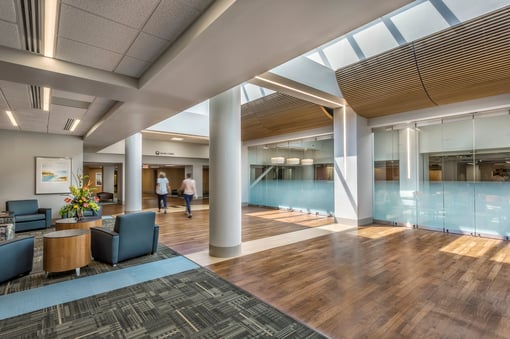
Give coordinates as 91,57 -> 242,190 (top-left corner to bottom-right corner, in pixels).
0,130 -> 83,219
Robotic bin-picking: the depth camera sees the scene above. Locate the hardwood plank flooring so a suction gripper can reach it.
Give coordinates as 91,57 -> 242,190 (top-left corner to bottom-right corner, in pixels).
102,198 -> 510,338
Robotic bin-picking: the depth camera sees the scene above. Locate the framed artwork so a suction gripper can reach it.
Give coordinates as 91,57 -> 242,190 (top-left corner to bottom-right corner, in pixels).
95,173 -> 103,186
35,157 -> 72,194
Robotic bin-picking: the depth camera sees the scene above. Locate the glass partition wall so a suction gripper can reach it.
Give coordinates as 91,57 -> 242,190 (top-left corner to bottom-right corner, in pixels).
248,135 -> 334,215
374,110 -> 510,239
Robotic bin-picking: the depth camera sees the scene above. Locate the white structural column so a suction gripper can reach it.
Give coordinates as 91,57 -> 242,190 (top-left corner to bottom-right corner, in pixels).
125,133 -> 142,213
209,86 -> 242,257
241,144 -> 249,205
333,106 -> 373,225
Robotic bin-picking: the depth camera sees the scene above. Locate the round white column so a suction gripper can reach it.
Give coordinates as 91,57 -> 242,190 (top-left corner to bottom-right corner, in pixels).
125,132 -> 142,213
209,86 -> 241,257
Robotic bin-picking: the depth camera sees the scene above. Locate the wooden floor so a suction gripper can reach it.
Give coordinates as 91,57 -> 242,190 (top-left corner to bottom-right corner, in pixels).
103,197 -> 510,338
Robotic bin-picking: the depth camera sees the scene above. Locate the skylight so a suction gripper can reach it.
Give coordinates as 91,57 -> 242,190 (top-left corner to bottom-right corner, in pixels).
305,0 -> 510,70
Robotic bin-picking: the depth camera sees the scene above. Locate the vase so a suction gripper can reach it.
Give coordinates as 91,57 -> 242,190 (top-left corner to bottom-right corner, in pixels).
75,210 -> 84,221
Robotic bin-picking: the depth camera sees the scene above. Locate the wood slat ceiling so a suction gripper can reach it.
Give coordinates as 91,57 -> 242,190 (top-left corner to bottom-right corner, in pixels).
336,6 -> 510,118
335,45 -> 434,118
415,6 -> 510,105
241,93 -> 331,141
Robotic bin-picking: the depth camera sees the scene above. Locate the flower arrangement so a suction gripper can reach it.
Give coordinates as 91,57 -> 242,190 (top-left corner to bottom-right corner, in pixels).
59,174 -> 100,219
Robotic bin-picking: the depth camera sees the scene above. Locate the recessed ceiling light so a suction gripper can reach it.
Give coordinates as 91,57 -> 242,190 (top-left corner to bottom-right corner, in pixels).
5,110 -> 18,126
171,137 -> 184,141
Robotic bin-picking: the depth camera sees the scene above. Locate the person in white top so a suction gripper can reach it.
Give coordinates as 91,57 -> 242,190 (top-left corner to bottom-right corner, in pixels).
179,173 -> 197,218
156,172 -> 170,213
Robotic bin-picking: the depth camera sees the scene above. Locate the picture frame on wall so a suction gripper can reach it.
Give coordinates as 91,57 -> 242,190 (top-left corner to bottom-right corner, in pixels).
35,157 -> 72,194
95,172 -> 102,186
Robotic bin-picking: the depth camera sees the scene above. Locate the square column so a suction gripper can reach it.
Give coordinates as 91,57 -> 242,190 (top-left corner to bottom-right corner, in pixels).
333,106 -> 373,225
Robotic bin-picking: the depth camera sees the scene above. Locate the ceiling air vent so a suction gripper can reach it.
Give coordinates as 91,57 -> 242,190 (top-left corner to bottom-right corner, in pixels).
29,85 -> 41,109
64,118 -> 75,131
18,0 -> 42,54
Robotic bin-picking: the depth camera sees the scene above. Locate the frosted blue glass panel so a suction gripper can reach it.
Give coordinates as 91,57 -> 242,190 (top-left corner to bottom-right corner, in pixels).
474,182 -> 510,238
443,181 -> 475,233
374,181 -> 400,223
417,183 -> 444,230
249,180 -> 333,215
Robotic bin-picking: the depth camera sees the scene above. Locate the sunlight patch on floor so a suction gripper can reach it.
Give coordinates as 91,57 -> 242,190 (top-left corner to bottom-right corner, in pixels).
186,222 -> 354,266
440,236 -> 501,258
490,243 -> 510,263
245,209 -> 334,227
356,226 -> 407,239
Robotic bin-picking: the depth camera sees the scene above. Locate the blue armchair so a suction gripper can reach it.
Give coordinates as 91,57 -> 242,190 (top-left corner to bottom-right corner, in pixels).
0,236 -> 34,283
6,199 -> 52,232
90,211 -> 159,265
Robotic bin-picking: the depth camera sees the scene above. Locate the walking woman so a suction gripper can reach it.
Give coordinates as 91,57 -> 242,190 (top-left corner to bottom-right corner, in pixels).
156,172 -> 170,213
179,173 -> 197,218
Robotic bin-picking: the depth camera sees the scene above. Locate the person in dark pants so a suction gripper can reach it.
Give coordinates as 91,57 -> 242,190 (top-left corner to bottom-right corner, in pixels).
156,172 -> 170,213
179,173 -> 197,218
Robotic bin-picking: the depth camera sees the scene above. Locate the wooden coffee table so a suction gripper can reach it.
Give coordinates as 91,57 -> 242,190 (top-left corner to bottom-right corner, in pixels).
43,229 -> 91,277
55,217 -> 102,231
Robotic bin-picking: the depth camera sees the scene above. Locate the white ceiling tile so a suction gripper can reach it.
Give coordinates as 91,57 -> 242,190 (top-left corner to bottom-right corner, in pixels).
0,91 -> 8,111
56,38 -> 123,71
59,4 -> 139,54
52,89 -> 95,103
184,0 -> 215,12
115,56 -> 150,78
47,104 -> 86,134
0,21 -> 21,49
0,0 -> 17,22
143,0 -> 201,42
63,0 -> 159,29
126,32 -> 169,62
0,82 -> 31,110
16,109 -> 49,132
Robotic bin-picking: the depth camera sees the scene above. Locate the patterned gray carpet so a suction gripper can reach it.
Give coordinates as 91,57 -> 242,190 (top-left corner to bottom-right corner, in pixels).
0,220 -> 326,338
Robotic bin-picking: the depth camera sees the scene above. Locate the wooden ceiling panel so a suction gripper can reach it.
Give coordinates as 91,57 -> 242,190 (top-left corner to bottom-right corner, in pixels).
335,6 -> 510,119
241,93 -> 331,141
416,7 -> 510,105
336,45 -> 434,118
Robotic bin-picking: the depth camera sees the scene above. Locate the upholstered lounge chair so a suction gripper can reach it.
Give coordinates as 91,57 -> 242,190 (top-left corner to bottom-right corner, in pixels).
6,199 -> 52,232
0,236 -> 34,283
90,211 -> 159,265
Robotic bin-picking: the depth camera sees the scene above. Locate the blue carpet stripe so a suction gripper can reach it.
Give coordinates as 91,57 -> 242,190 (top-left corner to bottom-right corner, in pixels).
0,256 -> 199,320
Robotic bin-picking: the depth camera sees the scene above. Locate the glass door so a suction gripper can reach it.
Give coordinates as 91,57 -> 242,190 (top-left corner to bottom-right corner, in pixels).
441,116 -> 475,235
373,127 -> 400,224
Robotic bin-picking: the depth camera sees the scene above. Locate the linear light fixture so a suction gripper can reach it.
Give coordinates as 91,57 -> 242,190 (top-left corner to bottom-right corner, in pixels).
286,158 -> 300,165
254,76 -> 343,107
44,0 -> 58,58
343,105 -> 347,177
171,137 -> 184,141
406,128 -> 411,179
42,87 -> 50,111
5,110 -> 18,126
271,157 -> 285,164
70,119 -> 80,132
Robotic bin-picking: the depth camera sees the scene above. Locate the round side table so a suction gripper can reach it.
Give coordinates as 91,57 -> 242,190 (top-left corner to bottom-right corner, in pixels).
43,229 -> 91,277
